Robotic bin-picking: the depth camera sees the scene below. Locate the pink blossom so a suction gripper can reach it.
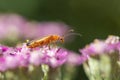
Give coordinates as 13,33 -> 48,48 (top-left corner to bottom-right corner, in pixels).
80,35 -> 120,59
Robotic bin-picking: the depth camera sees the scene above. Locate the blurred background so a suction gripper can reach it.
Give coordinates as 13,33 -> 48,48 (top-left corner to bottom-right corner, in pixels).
0,0 -> 119,80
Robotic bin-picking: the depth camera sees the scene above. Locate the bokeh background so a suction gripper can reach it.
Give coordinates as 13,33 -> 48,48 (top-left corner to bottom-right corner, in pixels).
0,0 -> 120,80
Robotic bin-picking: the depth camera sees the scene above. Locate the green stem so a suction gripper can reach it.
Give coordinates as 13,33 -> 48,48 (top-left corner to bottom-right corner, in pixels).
3,73 -> 6,80
41,64 -> 49,80
43,72 -> 48,80
48,67 -> 62,80
0,72 -> 6,80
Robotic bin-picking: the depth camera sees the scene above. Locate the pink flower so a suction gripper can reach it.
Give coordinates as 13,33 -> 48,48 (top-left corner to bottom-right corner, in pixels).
0,14 -> 27,39
0,57 -> 7,72
66,51 -> 87,66
29,47 -> 68,68
80,35 -> 120,59
80,39 -> 107,56
0,14 -> 70,41
0,43 -> 70,72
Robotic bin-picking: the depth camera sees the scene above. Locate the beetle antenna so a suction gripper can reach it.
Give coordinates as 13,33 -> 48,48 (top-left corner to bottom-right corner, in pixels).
63,29 -> 82,38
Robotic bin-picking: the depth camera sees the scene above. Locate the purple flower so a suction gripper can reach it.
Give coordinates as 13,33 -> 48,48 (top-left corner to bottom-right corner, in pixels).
65,49 -> 89,66
0,46 -> 9,56
29,51 -> 44,66
80,39 -> 107,56
105,35 -> 120,52
48,48 -> 68,67
80,35 -> 120,60
0,14 -> 27,40
23,22 -> 70,39
0,57 -> 7,72
0,14 -> 70,41
36,22 -> 69,37
5,55 -> 19,69
0,43 -> 70,71
0,44 -> 30,71
29,47 -> 68,68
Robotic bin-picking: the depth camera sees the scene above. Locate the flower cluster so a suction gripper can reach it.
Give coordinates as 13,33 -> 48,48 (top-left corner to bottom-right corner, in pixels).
0,14 -> 83,73
80,35 -> 120,59
66,51 -> 87,66
0,44 -> 68,72
0,14 -> 69,40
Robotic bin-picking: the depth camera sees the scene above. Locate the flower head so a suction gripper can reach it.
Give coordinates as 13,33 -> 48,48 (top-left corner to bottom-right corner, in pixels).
0,14 -> 27,40
29,47 -> 68,68
0,14 -> 70,43
0,43 -> 69,71
80,35 -> 120,59
66,51 -> 87,66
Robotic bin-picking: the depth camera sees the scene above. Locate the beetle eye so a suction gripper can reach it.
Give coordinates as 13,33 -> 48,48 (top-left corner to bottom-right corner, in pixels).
26,42 -> 30,46
60,38 -> 64,42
